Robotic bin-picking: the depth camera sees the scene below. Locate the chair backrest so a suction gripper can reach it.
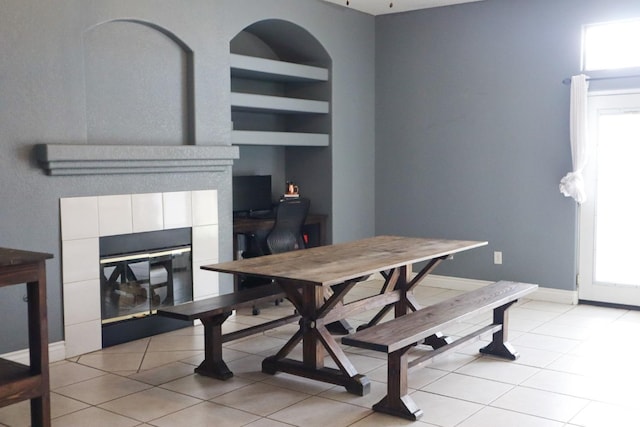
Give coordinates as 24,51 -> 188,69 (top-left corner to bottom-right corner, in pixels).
266,198 -> 310,254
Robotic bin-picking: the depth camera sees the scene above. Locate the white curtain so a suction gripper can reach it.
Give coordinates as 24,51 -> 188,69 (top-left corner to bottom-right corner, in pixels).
559,74 -> 590,204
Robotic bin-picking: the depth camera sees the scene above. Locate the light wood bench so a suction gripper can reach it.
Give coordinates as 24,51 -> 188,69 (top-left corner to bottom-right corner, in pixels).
157,283 -> 298,380
341,280 -> 537,420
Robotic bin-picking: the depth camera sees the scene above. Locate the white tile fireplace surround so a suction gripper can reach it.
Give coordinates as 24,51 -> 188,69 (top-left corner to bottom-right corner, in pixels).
60,190 -> 219,358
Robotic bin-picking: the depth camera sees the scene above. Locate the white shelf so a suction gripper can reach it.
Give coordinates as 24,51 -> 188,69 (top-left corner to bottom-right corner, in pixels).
231,93 -> 329,114
231,131 -> 329,147
230,54 -> 328,82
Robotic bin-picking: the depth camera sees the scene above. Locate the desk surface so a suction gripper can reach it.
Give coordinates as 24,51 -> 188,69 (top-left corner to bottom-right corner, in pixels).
233,213 -> 326,233
203,235 -> 487,287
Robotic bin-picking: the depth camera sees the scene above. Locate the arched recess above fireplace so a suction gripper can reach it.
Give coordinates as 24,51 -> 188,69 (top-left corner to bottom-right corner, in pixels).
83,19 -> 195,146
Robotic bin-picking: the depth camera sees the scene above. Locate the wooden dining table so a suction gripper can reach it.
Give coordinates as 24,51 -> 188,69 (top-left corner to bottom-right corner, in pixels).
202,235 -> 487,395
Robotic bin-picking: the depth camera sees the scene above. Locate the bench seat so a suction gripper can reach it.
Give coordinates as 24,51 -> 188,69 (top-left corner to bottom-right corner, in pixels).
342,280 -> 537,420
157,283 -> 298,380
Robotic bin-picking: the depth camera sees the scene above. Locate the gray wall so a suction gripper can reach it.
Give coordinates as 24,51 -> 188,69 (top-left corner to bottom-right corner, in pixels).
375,0 -> 640,290
0,0 -> 375,353
8,0 -> 638,354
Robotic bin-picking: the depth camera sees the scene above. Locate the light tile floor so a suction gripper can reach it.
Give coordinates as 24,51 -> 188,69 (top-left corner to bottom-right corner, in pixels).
3,279 -> 640,426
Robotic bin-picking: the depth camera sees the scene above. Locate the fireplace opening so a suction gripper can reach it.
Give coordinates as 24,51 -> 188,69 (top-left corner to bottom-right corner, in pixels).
99,228 -> 193,347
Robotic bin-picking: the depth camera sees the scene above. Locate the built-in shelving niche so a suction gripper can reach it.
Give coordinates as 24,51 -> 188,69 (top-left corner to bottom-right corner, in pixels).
230,22 -> 331,147
230,19 -> 333,244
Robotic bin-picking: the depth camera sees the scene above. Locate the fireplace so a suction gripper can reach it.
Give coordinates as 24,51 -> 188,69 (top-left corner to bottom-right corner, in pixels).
60,190 -> 220,357
99,228 -> 193,347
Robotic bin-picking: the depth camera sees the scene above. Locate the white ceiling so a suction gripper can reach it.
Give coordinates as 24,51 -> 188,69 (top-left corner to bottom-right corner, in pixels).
321,0 -> 484,15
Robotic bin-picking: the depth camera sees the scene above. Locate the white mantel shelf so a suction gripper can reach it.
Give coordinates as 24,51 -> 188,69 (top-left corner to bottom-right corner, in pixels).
35,144 -> 239,176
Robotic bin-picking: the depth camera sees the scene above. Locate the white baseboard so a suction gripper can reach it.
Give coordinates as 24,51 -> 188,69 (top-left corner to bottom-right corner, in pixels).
422,274 -> 578,305
0,341 -> 66,365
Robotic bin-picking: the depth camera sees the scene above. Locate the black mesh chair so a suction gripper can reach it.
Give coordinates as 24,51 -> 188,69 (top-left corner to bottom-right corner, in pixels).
241,197 -> 310,314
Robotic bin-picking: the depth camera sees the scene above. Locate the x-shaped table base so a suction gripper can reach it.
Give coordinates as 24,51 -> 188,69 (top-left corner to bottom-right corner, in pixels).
261,256 -> 449,395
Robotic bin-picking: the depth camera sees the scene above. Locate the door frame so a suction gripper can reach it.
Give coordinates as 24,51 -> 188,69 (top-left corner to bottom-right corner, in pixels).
578,89 -> 640,305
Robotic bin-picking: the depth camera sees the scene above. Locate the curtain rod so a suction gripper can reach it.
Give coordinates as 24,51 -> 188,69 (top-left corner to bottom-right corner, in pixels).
562,73 -> 640,85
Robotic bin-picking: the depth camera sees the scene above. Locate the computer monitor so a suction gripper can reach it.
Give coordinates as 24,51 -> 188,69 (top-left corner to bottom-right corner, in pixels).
232,175 -> 273,215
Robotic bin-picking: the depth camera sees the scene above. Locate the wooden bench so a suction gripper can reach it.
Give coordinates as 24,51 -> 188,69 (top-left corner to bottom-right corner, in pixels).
157,283 -> 298,380
341,280 -> 537,420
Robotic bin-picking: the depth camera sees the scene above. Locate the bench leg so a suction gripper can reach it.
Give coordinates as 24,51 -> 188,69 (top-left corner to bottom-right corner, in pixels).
373,345 -> 423,421
479,300 -> 519,360
195,313 -> 234,380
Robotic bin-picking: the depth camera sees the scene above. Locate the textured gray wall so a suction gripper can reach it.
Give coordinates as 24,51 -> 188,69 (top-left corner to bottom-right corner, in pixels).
15,0 -> 638,352
375,0 -> 640,290
0,0 -> 375,353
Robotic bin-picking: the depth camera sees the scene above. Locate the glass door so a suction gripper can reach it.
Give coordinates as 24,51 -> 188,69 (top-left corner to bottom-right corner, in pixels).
100,246 -> 192,324
579,92 -> 640,305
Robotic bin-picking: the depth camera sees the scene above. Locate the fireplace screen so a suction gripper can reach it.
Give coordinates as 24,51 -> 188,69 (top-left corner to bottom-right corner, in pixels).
100,246 -> 192,324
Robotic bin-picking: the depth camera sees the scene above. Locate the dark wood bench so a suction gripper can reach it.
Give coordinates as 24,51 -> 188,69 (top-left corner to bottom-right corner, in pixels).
157,283 -> 298,380
341,280 -> 538,421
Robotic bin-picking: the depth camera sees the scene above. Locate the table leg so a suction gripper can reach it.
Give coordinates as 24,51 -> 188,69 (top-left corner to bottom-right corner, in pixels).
262,281 -> 371,395
355,264 -> 416,329
27,265 -> 50,427
315,321 -> 370,395
424,332 -> 453,349
303,286 -> 325,370
403,259 -> 457,348
325,284 -> 354,335
325,319 -> 353,335
357,258 -> 453,349
355,268 -> 402,331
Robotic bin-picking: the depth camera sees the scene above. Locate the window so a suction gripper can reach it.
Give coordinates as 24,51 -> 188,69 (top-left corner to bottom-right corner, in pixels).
583,18 -> 640,71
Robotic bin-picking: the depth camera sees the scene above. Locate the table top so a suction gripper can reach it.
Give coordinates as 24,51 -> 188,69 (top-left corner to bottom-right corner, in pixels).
0,247 -> 53,267
203,235 -> 487,287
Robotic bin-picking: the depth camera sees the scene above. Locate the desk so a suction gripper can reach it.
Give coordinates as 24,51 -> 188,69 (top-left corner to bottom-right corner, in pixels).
233,213 -> 327,258
0,248 -> 53,427
202,235 -> 487,395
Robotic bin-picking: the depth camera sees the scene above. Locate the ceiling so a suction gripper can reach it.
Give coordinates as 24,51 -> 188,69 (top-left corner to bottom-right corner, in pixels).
321,0 -> 484,15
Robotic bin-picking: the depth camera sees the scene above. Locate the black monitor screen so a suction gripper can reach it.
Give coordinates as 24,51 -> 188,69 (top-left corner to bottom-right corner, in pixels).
232,175 -> 273,214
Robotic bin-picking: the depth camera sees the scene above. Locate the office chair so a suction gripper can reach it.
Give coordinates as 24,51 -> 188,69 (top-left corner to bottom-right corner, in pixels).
241,197 -> 310,314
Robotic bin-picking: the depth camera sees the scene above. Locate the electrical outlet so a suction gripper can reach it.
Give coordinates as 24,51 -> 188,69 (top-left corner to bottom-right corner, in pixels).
493,251 -> 503,265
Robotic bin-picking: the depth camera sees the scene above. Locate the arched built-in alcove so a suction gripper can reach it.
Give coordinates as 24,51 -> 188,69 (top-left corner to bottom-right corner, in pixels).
230,19 -> 333,242
83,20 -> 195,146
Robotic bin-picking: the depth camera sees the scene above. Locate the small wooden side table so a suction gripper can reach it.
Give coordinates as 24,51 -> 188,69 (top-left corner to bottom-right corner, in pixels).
0,248 -> 53,426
